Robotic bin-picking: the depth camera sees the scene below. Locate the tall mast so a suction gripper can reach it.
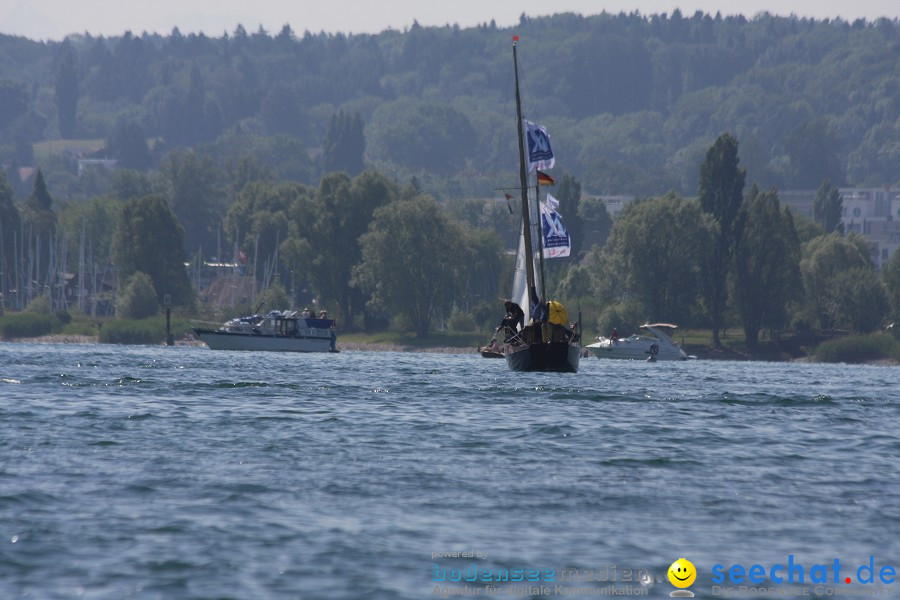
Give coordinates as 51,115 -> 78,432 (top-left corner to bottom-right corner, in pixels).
513,36 -> 537,298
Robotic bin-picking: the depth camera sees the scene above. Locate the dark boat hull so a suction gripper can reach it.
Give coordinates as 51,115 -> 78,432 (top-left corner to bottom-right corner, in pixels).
505,341 -> 580,372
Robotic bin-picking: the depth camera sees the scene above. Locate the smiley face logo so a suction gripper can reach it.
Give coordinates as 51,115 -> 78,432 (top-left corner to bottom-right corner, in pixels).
668,558 -> 697,588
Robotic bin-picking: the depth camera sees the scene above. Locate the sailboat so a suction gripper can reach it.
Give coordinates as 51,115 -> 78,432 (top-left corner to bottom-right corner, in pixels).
503,36 -> 581,373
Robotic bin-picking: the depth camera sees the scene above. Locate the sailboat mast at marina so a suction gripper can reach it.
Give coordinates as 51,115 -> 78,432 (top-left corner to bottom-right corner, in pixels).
504,36 -> 581,373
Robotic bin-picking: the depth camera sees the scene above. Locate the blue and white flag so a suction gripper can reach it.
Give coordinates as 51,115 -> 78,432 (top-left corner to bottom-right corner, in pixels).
540,194 -> 571,258
525,120 -> 555,172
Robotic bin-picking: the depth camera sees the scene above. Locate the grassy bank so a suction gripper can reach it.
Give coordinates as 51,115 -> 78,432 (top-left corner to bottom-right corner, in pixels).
814,334 -> 900,364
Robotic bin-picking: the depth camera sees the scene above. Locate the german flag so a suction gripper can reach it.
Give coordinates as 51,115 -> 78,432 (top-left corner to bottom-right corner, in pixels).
536,170 -> 555,186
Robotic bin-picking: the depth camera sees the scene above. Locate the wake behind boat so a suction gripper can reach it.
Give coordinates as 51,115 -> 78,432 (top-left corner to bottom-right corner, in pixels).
193,310 -> 338,352
586,323 -> 690,361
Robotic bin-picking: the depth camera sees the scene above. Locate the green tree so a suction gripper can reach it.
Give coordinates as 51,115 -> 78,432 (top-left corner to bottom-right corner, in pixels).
576,196 -> 613,253
368,99 -> 476,172
354,195 -> 462,337
57,196 -> 122,272
0,78 -> 29,135
800,232 -> 872,329
111,169 -> 155,201
21,169 -> 57,297
594,193 -> 714,326
698,133 -> 746,347
825,268 -> 889,332
732,185 -> 801,347
456,227 -> 504,319
321,110 -> 365,176
158,150 -> 225,256
116,272 -> 160,318
813,180 -> 843,234
54,42 -> 79,138
107,117 -> 152,170
224,180 -> 299,273
286,171 -> 397,328
552,174 -> 585,259
111,195 -> 194,307
783,118 -> 843,188
882,250 -> 900,322
0,170 -> 20,303
261,83 -> 306,139
24,168 -> 56,234
256,281 -> 290,312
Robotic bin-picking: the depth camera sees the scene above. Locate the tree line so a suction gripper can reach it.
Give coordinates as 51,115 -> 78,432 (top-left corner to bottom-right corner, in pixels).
0,11 -> 898,205
574,134 -> 899,347
1,132 -> 899,343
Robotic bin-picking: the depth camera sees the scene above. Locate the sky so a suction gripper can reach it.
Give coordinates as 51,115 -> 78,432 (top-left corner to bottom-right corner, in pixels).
1,0 -> 898,41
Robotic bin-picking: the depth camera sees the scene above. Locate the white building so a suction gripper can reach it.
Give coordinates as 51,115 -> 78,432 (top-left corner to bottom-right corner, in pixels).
840,188 -> 900,270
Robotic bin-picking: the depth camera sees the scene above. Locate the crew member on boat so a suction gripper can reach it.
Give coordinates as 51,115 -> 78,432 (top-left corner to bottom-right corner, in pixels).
496,299 -> 525,338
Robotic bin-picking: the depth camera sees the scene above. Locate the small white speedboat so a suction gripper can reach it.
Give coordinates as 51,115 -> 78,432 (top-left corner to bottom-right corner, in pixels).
586,323 -> 690,361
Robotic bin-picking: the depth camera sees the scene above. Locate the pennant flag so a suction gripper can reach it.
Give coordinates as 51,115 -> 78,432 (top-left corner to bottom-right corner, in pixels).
524,120 -> 555,172
536,170 -> 555,186
504,193 -> 514,214
540,193 -> 571,258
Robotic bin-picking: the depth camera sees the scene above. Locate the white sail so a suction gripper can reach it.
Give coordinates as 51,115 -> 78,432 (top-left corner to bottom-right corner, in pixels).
511,224 -> 529,313
511,197 -> 543,315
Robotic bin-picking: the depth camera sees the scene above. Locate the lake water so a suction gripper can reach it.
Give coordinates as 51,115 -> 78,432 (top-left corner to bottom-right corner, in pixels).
1,342 -> 898,599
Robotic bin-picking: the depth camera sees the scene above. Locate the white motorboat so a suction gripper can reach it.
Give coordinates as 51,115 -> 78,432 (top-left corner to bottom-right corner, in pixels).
193,310 -> 338,352
586,323 -> 690,361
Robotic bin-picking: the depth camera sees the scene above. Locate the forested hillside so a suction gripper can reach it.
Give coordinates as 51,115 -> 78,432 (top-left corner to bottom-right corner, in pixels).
1,11 -> 898,201
1,12 -> 899,345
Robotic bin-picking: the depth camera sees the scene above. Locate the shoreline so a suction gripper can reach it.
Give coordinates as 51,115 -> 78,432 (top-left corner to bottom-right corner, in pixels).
3,335 -> 897,364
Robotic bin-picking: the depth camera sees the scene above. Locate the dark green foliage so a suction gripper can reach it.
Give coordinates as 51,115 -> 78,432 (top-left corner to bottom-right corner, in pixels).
0,170 -> 20,290
813,180 -> 843,234
98,319 -> 164,345
321,110 -> 365,177
256,281 -> 290,312
825,268 -> 889,333
99,316 -> 192,345
592,192 -> 714,327
0,313 -> 63,339
21,169 -> 57,288
29,168 -> 51,210
0,78 -> 29,135
732,186 -> 801,347
814,334 -> 900,364
117,272 -> 160,319
111,195 -> 195,307
24,292 -> 52,314
884,250 -> 900,322
283,171 -> 398,328
3,15 -> 900,202
261,83 -> 306,139
800,233 -> 872,329
368,99 -> 475,173
783,118 -> 843,188
107,117 -> 152,170
200,133 -> 316,187
354,194 -> 464,337
448,305 -> 477,333
54,42 -> 79,138
111,169 -> 154,201
698,133 -> 746,346
158,150 -> 225,254
224,180 -> 305,268
552,174 -> 583,258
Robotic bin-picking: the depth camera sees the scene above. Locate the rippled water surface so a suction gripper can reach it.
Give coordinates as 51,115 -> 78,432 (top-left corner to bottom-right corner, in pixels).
1,342 -> 898,599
